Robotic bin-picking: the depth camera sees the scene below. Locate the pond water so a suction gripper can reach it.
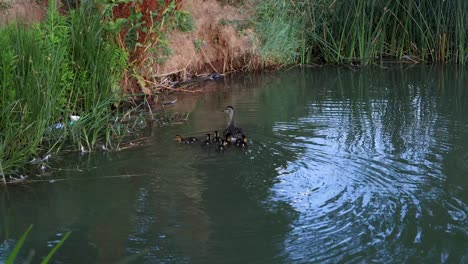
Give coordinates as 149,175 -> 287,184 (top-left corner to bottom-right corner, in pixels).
1,65 -> 467,263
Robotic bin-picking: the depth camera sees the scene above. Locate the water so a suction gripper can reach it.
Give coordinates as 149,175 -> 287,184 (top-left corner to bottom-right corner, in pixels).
1,65 -> 468,263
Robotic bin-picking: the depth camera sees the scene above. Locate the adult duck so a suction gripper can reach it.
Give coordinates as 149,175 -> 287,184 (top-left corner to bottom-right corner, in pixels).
223,106 -> 243,142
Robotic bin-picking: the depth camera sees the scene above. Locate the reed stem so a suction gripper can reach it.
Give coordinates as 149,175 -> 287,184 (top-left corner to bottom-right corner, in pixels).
1,162 -> 5,185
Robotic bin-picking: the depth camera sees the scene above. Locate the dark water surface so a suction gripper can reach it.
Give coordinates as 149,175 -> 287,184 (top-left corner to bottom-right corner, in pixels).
1,66 -> 468,263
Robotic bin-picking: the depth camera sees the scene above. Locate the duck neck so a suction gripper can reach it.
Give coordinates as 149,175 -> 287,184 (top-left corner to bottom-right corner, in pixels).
227,112 -> 235,127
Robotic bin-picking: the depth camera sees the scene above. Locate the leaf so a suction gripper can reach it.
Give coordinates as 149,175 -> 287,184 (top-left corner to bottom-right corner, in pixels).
135,74 -> 146,88
40,231 -> 72,264
6,224 -> 34,264
142,86 -> 152,95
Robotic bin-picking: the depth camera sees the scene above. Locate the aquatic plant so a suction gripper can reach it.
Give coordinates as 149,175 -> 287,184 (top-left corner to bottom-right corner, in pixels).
4,224 -> 71,264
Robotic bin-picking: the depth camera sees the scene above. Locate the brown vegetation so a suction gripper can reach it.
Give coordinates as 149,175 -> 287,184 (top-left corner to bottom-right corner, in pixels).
154,0 -> 259,81
0,0 -> 47,24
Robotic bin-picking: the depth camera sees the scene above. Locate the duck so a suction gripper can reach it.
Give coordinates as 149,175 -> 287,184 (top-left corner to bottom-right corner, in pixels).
226,134 -> 233,145
212,130 -> 222,144
235,133 -> 248,148
216,139 -> 229,151
202,133 -> 212,146
223,106 -> 243,142
209,73 -> 224,81
175,135 -> 199,144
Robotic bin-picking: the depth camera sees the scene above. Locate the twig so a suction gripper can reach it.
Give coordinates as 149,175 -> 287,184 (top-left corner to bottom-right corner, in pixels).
220,48 -> 227,73
145,97 -> 154,120
152,58 -> 193,78
402,55 -> 420,63
200,46 -> 218,73
159,85 -> 209,93
144,80 -> 210,93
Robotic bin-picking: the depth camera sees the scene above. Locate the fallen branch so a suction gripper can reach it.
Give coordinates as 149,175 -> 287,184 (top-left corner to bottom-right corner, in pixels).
144,79 -> 211,93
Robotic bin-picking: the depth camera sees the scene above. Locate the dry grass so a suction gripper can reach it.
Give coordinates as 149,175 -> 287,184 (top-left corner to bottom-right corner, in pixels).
153,0 -> 260,81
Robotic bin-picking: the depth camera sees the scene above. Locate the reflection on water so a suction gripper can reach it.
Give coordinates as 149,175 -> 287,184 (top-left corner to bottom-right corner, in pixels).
1,65 -> 467,263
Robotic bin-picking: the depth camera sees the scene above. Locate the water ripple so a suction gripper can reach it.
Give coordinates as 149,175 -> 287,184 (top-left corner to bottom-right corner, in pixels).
268,97 -> 468,263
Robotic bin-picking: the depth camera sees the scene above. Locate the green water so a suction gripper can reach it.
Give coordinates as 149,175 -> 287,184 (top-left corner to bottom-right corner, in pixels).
1,66 -> 467,263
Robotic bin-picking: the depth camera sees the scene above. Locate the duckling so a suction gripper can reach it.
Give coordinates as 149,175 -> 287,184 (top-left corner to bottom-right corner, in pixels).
175,135 -> 199,144
216,139 -> 229,151
223,106 -> 243,142
236,134 -> 248,148
212,130 -> 222,144
201,133 -> 212,146
225,134 -> 233,145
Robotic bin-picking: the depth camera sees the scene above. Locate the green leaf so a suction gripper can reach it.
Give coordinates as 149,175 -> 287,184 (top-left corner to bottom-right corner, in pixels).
6,224 -> 34,264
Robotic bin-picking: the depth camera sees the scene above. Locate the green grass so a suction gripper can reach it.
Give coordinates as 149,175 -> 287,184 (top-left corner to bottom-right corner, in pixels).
0,1 -> 128,177
253,0 -> 468,65
254,0 -> 301,65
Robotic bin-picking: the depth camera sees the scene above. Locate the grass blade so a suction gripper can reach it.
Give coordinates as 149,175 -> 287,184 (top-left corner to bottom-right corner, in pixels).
6,224 -> 34,264
40,231 -> 72,264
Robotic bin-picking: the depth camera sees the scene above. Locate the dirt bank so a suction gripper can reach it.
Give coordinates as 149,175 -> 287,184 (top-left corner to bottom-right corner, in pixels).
154,0 -> 258,80
0,0 -> 47,24
1,0 -> 259,80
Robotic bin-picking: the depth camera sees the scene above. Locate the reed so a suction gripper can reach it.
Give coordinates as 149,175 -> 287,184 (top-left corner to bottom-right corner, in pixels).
6,225 -> 33,264
254,0 -> 468,65
254,0 -> 301,65
4,224 -> 71,264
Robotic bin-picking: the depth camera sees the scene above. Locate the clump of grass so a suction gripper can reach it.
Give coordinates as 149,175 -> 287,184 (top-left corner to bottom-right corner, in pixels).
172,10 -> 195,32
254,0 -> 301,65
253,0 -> 468,65
193,39 -> 205,51
0,0 -> 128,176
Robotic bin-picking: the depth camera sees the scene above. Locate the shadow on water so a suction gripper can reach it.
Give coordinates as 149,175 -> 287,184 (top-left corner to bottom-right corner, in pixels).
1,65 -> 468,263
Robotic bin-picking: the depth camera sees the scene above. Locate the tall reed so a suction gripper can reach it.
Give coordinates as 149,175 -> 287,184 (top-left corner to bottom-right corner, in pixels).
254,0 -> 468,65
254,0 -> 301,65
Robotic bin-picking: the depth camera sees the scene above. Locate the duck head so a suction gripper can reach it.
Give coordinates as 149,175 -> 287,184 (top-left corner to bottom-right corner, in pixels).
224,106 -> 235,114
175,135 -> 183,142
